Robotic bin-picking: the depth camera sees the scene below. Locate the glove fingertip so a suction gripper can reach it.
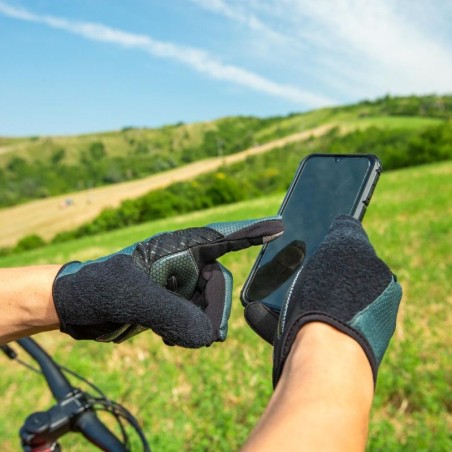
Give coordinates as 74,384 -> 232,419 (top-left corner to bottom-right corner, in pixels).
207,216 -> 284,239
328,215 -> 369,242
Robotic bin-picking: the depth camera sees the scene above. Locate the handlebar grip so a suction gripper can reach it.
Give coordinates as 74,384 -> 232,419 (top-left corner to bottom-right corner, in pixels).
74,410 -> 126,451
17,337 -> 74,401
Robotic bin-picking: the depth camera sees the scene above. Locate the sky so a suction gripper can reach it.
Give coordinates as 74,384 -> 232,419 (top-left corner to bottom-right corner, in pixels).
0,0 -> 451,136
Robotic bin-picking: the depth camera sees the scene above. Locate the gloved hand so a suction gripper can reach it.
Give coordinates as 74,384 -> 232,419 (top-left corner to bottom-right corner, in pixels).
244,240 -> 306,344
273,216 -> 402,386
52,217 -> 283,347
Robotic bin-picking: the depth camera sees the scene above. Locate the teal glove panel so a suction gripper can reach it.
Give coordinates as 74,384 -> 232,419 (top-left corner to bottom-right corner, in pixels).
349,277 -> 402,366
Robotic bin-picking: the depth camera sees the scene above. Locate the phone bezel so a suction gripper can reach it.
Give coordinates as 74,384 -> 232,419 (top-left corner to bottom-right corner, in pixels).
240,153 -> 382,310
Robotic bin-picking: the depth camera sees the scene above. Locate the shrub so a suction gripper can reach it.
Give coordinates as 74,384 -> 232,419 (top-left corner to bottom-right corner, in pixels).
205,173 -> 246,205
89,141 -> 106,160
0,247 -> 12,257
14,234 -> 46,252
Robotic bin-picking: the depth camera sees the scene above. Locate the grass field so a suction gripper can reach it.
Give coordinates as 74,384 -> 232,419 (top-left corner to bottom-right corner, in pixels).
0,161 -> 451,450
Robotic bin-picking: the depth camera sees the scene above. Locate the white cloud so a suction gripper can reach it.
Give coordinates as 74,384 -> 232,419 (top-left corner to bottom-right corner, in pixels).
0,1 -> 334,108
191,0 -> 452,96
190,0 -> 284,41
287,0 -> 452,92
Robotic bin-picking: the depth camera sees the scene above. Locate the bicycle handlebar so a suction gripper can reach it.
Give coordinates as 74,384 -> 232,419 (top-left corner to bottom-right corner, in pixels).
13,337 -> 126,451
74,411 -> 126,451
16,338 -> 73,401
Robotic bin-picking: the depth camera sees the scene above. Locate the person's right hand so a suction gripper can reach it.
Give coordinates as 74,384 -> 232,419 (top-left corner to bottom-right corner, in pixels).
52,217 -> 283,347
273,216 -> 402,386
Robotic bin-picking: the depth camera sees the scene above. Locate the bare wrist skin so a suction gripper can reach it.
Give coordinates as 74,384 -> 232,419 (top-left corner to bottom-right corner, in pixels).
0,265 -> 62,344
243,322 -> 374,452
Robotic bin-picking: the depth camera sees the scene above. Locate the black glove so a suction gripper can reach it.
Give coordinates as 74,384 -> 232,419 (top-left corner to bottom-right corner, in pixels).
244,240 -> 306,344
273,216 -> 402,386
52,217 -> 283,347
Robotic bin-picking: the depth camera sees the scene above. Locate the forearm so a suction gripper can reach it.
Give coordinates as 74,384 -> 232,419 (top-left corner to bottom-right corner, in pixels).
0,266 -> 61,344
243,323 -> 374,452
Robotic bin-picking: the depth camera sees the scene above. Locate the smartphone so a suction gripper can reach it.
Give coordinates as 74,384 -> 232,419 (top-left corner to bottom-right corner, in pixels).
241,153 -> 382,311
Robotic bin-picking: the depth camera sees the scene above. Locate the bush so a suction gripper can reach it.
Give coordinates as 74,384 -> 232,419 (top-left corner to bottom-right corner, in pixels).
14,234 -> 46,252
0,247 -> 12,257
52,230 -> 78,244
205,172 -> 246,205
89,141 -> 106,160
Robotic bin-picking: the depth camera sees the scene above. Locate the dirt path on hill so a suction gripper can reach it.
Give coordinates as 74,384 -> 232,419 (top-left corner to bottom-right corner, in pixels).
0,124 -> 334,247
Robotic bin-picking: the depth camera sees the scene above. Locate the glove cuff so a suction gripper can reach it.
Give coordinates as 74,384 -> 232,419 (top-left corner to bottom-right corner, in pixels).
273,276 -> 402,388
52,261 -> 81,334
272,314 -> 377,387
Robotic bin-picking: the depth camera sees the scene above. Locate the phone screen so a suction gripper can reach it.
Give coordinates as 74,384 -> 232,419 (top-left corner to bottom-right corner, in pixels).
242,154 -> 380,311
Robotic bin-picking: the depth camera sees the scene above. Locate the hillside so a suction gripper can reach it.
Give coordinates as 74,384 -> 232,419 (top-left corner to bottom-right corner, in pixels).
0,94 -> 450,208
2,118 -> 452,249
0,124 -> 331,247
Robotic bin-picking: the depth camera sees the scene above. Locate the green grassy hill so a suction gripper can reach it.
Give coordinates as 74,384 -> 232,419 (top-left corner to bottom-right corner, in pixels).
1,161 -> 450,450
2,97 -> 450,255
1,94 -> 450,208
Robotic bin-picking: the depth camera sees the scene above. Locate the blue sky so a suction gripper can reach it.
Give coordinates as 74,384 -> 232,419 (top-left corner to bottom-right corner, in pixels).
0,0 -> 451,136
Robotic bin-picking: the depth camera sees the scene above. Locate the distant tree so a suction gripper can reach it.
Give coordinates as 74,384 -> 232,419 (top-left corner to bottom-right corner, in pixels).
89,141 -> 106,160
7,156 -> 27,173
134,142 -> 150,154
51,148 -> 66,165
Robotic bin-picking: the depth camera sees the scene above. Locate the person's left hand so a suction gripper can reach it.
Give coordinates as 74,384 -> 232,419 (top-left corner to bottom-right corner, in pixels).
52,217 -> 283,347
272,216 -> 402,386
